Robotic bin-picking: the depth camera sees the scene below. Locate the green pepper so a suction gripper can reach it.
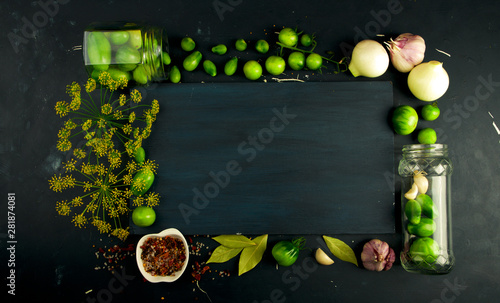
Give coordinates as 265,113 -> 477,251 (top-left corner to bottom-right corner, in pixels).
169,65 -> 181,83
86,32 -> 111,71
211,44 -> 227,55
416,194 -> 438,218
203,60 -> 217,77
405,199 -> 422,224
183,51 -> 203,71
131,168 -> 155,196
224,57 -> 238,76
409,237 -> 440,264
407,217 -> 436,237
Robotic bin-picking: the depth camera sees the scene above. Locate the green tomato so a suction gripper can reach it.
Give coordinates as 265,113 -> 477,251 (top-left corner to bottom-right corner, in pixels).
131,168 -> 155,196
128,30 -> 142,49
300,34 -> 313,47
243,60 -> 263,80
418,128 -> 437,144
115,45 -> 141,64
235,39 -> 247,51
409,237 -> 440,264
278,27 -> 298,47
133,65 -> 148,85
203,60 -> 217,77
272,241 -> 299,266
416,194 -> 438,218
405,199 -> 422,225
224,57 -> 238,76
255,40 -> 269,54
181,37 -> 196,51
169,65 -> 181,83
265,56 -> 286,75
183,51 -> 203,71
132,206 -> 156,227
306,53 -> 322,70
86,32 -> 111,71
109,31 -> 129,45
392,105 -> 418,135
421,103 -> 440,121
106,67 -> 131,82
211,44 -> 227,55
407,218 -> 437,237
162,52 -> 171,65
288,52 -> 305,70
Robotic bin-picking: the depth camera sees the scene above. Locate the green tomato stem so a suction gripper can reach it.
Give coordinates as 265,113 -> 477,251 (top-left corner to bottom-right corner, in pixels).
276,42 -> 348,73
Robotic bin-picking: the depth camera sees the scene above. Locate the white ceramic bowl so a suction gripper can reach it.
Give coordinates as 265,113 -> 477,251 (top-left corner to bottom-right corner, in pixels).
136,228 -> 189,283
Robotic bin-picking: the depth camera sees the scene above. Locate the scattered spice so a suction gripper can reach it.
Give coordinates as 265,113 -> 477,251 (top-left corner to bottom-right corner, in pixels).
94,244 -> 135,272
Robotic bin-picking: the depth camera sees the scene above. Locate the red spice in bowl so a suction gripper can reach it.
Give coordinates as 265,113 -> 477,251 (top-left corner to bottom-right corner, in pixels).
140,236 -> 187,276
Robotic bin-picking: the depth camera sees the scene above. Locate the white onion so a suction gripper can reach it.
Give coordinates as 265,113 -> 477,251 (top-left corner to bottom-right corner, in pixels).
408,61 -> 449,102
348,40 -> 389,78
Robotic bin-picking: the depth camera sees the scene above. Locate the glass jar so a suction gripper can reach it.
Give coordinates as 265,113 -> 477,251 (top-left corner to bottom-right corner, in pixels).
398,144 -> 454,274
83,22 -> 169,85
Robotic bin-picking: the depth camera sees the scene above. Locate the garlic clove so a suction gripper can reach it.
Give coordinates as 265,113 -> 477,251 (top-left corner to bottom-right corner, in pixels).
413,171 -> 429,194
404,183 -> 419,200
315,248 -> 334,265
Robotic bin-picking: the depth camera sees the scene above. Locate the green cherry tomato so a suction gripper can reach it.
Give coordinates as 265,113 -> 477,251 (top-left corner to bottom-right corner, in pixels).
134,146 -> 146,164
132,206 -> 156,227
181,37 -> 196,51
416,194 -> 438,218
288,52 -> 305,70
86,32 -> 111,71
162,52 -> 171,65
418,128 -> 437,144
306,53 -> 323,70
300,34 -> 313,47
109,31 -> 129,45
405,199 -> 422,225
409,237 -> 440,264
224,57 -> 238,76
407,217 -> 437,237
235,39 -> 247,51
255,40 -> 269,54
133,66 -> 148,85
115,45 -> 141,64
131,168 -> 155,196
169,65 -> 181,83
203,60 -> 217,77
183,51 -> 203,71
271,237 -> 306,267
392,105 -> 418,135
278,27 -> 299,47
128,30 -> 142,49
211,44 -> 227,55
265,56 -> 286,75
243,60 -> 263,80
421,103 -> 441,121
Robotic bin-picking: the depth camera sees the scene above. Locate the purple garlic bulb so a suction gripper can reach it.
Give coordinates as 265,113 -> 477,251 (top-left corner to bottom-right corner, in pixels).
361,239 -> 396,271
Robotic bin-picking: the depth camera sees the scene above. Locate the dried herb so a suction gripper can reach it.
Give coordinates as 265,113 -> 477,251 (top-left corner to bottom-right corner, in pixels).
207,246 -> 243,264
239,234 -> 268,276
322,235 -> 358,267
212,235 -> 256,248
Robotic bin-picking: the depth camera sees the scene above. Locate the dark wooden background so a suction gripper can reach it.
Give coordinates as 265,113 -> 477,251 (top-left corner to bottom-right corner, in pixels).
1,0 -> 499,302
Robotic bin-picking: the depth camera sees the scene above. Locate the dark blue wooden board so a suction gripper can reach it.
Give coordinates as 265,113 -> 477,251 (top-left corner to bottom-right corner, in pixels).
130,82 -> 395,235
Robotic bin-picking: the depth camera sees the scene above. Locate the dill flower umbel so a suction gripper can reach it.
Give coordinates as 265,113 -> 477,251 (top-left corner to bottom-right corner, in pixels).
49,73 -> 161,240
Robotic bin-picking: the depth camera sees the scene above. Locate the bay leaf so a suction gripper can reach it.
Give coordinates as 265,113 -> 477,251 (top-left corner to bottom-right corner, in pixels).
212,235 -> 256,248
238,234 -> 268,276
322,235 -> 358,267
206,245 -> 243,264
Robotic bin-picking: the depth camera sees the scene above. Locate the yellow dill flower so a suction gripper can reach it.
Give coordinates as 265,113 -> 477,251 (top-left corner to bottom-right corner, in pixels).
119,94 -> 127,106
101,103 -> 113,115
141,159 -> 158,174
128,111 -> 136,124
108,207 -> 119,218
107,79 -> 119,91
132,196 -> 144,207
92,218 -> 112,234
64,119 -> 77,130
49,174 -> 64,192
87,201 -> 98,213
111,228 -> 129,241
72,213 -> 87,228
55,200 -> 71,215
121,188 -> 133,199
73,148 -> 86,159
57,127 -> 71,139
82,119 -> 93,131
98,71 -> 111,86
131,178 -> 147,195
85,78 -> 96,93
63,175 -> 76,189
122,123 -> 132,135
63,159 -> 77,172
56,139 -> 72,151
95,163 -> 107,176
117,76 -> 128,89
142,127 -> 151,139
66,81 -> 81,97
84,132 -> 95,141
69,94 -> 81,111
130,89 -> 142,103
144,192 -> 160,207
125,161 -> 137,173
151,99 -> 160,115
107,171 -> 118,184
71,196 -> 84,207
81,162 -> 93,175
55,101 -> 70,117
123,173 -> 133,185
83,181 -> 92,192
97,118 -> 107,129
113,110 -> 123,120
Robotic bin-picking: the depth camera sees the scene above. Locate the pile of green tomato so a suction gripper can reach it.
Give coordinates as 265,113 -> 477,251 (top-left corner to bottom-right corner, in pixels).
404,193 -> 441,264
171,27 -> 338,83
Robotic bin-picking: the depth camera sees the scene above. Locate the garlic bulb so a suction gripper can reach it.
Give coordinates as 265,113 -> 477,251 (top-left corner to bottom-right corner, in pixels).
385,33 -> 426,73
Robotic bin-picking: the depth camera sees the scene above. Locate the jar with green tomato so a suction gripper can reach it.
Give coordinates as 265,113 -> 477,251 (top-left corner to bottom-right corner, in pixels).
83,22 -> 170,85
398,144 -> 454,274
